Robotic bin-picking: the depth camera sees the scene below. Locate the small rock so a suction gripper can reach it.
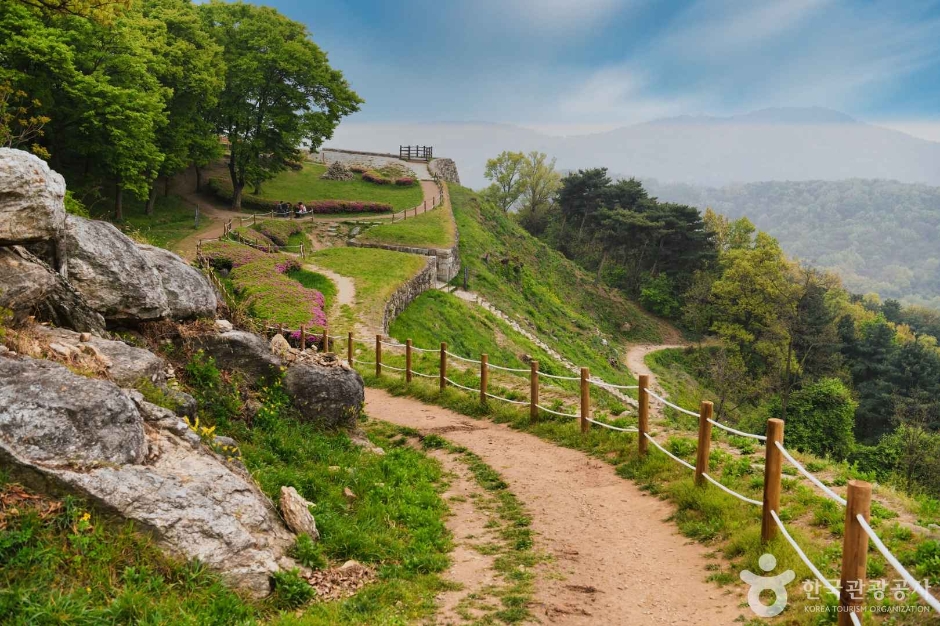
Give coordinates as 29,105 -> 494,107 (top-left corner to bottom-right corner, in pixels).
0,345 -> 8,355
79,342 -> 112,366
214,435 -> 239,450
349,430 -> 385,456
48,342 -> 75,358
215,319 -> 234,333
328,466 -> 341,473
79,332 -> 92,342
929,523 -> 940,531
270,333 -> 291,359
279,486 -> 320,541
339,560 -> 366,575
343,487 -> 356,500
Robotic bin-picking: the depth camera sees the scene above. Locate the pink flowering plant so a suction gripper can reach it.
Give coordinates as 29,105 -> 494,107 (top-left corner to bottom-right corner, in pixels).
228,255 -> 327,329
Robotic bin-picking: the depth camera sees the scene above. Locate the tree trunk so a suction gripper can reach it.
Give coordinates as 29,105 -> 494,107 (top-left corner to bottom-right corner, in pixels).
232,181 -> 244,211
145,185 -> 157,216
163,175 -> 170,197
195,166 -> 203,192
596,249 -> 608,282
114,181 -> 123,221
779,340 -> 794,422
228,152 -> 242,211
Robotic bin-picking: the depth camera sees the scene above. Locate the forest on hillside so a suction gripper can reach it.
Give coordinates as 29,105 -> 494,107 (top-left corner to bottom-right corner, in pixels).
643,178 -> 940,308
484,153 -> 940,499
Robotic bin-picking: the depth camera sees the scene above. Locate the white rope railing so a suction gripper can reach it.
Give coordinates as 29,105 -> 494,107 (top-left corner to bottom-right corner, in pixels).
645,388 -> 699,417
444,377 -> 478,393
484,392 -> 530,406
585,417 -> 638,433
701,473 -> 762,506
770,510 -> 841,598
412,370 -> 436,379
856,514 -> 940,613
707,418 -> 767,441
352,358 -> 374,366
539,372 -> 583,382
589,380 -> 639,390
644,433 -> 695,471
775,442 -> 847,506
410,345 -> 439,353
381,363 -> 406,372
488,363 -> 531,374
379,340 -> 404,348
536,404 -> 580,419
446,351 -> 482,364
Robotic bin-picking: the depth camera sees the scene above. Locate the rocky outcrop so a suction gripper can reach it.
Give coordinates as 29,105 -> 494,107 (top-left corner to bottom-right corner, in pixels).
283,361 -> 364,429
34,326 -> 166,387
0,149 -> 67,274
65,215 -> 170,322
320,161 -> 353,181
0,246 -> 106,332
191,330 -> 283,381
347,232 -> 460,284
382,256 -> 437,333
280,486 -> 319,540
429,158 -> 460,185
138,244 -> 217,320
0,354 -> 297,598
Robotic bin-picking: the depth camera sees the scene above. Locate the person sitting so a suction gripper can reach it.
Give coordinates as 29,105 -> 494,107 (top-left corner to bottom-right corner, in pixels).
296,202 -> 308,215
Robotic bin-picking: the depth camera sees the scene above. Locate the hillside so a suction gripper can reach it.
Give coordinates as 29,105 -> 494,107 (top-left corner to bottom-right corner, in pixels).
325,108 -> 940,189
644,178 -> 940,307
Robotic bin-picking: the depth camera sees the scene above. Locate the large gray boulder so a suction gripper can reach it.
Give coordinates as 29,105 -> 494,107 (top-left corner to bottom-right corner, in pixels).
0,355 -> 297,598
0,357 -> 145,465
0,246 -> 106,332
138,244 -> 217,320
191,330 -> 283,381
34,326 -> 166,388
283,362 -> 364,429
65,215 -> 170,322
0,149 -> 66,251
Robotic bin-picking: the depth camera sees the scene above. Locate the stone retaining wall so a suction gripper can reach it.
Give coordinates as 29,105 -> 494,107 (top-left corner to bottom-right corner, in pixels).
382,256 -> 437,333
428,158 -> 460,185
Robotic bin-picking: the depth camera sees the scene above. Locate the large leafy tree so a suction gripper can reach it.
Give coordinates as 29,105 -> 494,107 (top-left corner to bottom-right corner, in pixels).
201,1 -> 362,210
140,0 -> 224,214
483,150 -> 525,213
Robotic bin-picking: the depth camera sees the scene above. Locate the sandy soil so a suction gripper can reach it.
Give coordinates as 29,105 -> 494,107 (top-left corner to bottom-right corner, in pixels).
624,344 -> 688,393
365,388 -> 746,625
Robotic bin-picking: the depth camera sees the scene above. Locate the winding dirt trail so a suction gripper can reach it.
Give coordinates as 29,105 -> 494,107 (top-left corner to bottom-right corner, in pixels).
624,344 -> 688,393
365,388 -> 746,624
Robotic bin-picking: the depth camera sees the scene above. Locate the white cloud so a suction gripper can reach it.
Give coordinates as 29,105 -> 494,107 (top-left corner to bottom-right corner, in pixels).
875,121 -> 940,144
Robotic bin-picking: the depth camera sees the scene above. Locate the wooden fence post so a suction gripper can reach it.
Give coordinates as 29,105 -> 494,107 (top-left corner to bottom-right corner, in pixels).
530,361 -> 539,423
252,215 -> 256,226
301,243 -> 305,259
299,325 -> 306,351
761,419 -> 785,542
278,323 -> 283,337
580,367 -> 590,433
347,332 -> 353,364
695,401 -> 714,487
439,342 -> 447,392
480,354 -> 489,404
375,334 -> 382,377
838,480 -> 872,626
638,374 -> 650,456
406,339 -> 413,383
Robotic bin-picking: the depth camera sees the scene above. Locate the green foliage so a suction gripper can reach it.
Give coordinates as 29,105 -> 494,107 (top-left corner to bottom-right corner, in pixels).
200,2 -> 362,209
358,204 -> 456,248
208,162 -> 422,213
640,274 -> 682,317
271,569 -> 315,609
482,150 -> 526,212
228,255 -> 327,329
292,534 -> 328,571
769,378 -> 857,459
255,219 -> 303,246
63,190 -> 89,217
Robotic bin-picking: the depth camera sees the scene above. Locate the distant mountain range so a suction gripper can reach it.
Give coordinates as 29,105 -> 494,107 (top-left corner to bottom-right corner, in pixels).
326,108 -> 940,190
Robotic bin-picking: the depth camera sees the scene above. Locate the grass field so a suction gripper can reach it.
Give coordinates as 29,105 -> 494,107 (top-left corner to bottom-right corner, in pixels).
357,205 -> 456,249
94,194 -> 210,250
247,163 -> 423,213
451,185 -> 667,384
309,247 -> 428,331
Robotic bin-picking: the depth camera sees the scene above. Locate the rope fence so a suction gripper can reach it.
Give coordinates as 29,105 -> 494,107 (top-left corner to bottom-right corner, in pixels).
336,330 -> 936,621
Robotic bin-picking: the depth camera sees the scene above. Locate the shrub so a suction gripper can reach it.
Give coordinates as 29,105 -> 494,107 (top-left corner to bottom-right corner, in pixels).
271,569 -> 315,609
255,220 -> 302,246
395,177 -> 416,186
349,164 -> 368,173
362,170 -> 391,185
305,200 -> 393,214
229,256 -> 326,328
199,240 -> 267,270
231,226 -> 275,250
769,378 -> 856,459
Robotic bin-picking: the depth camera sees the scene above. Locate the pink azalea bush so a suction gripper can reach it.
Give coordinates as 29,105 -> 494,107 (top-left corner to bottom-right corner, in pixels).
227,255 -> 327,329
257,220 -> 303,246
305,200 -> 393,213
361,170 -> 391,185
394,177 -> 416,186
200,241 -> 267,270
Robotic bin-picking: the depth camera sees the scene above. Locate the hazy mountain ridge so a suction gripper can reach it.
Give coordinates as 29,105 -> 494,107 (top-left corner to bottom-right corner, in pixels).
326,108 -> 940,190
643,177 -> 940,307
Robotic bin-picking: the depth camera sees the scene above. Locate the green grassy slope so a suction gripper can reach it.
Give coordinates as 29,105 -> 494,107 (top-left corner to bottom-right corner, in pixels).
239,163 -> 423,212
449,185 -> 673,383
357,206 -> 456,249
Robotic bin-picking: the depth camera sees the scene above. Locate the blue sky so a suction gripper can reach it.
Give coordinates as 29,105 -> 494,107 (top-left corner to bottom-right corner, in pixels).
267,0 -> 940,138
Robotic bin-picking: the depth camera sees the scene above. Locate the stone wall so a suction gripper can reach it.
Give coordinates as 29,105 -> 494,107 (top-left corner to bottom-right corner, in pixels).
348,233 -> 460,284
428,158 -> 460,185
382,256 -> 437,333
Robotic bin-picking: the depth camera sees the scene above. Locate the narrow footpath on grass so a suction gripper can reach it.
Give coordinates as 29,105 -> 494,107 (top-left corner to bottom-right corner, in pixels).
365,388 -> 746,625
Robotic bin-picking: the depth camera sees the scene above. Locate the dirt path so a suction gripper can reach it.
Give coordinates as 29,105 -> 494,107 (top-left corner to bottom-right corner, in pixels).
624,344 -> 687,393
365,389 -> 745,625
